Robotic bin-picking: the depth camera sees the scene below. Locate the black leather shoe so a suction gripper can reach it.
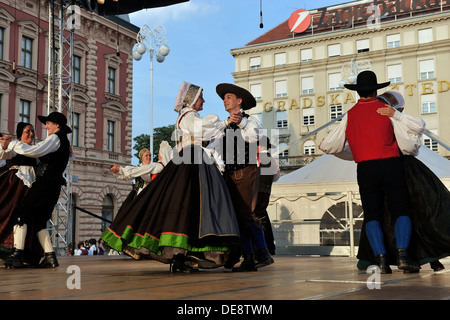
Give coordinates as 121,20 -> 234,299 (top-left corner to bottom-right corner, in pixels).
430,260 -> 445,272
4,249 -> 25,268
39,252 -> 59,268
397,249 -> 419,273
232,254 -> 257,272
254,248 -> 274,268
375,254 -> 392,274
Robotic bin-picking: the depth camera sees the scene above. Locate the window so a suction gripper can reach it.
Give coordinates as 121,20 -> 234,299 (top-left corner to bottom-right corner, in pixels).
303,108 -> 315,126
304,140 -> 316,155
107,120 -> 115,152
107,67 -> 116,94
72,112 -> 80,147
328,73 -> 341,91
249,57 -> 261,70
328,44 -> 340,57
250,83 -> 262,100
418,28 -> 433,44
421,94 -> 436,114
19,100 -> 31,123
419,59 -> 435,79
275,80 -> 287,98
0,28 -> 4,60
387,34 -> 400,48
387,64 -> 402,83
301,76 -> 314,94
275,52 -> 286,66
73,55 -> 81,84
356,39 -> 369,53
278,142 -> 289,157
301,48 -> 313,62
423,130 -> 438,152
330,105 -> 343,120
21,36 -> 33,69
276,111 -> 288,128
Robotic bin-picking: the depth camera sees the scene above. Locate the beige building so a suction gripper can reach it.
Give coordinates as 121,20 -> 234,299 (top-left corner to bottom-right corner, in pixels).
231,0 -> 450,173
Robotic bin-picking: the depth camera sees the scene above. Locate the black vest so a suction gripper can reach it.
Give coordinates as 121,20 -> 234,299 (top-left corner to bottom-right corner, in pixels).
35,131 -> 70,184
222,114 -> 258,172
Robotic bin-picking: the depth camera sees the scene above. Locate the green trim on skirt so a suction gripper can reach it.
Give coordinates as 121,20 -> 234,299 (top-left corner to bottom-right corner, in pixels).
101,226 -> 231,256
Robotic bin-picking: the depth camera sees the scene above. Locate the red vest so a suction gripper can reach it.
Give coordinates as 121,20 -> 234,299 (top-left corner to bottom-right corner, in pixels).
346,97 -> 399,163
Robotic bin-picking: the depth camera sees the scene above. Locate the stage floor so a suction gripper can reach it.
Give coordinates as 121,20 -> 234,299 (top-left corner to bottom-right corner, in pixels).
0,255 -> 449,301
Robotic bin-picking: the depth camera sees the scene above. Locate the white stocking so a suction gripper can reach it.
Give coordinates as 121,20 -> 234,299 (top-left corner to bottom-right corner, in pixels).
37,229 -> 54,253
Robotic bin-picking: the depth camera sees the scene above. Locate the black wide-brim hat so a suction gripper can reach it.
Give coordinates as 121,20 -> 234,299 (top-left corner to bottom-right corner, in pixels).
344,70 -> 390,91
216,83 -> 256,110
38,111 -> 72,133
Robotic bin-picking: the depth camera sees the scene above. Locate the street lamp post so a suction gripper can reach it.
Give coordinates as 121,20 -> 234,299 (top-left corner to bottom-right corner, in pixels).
132,25 -> 170,159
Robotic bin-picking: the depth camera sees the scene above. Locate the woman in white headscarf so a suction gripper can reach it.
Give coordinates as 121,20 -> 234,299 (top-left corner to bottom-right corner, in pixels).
101,82 -> 240,272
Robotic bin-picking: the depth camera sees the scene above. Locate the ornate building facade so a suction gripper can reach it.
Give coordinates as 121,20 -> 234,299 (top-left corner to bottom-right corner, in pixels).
0,0 -> 139,248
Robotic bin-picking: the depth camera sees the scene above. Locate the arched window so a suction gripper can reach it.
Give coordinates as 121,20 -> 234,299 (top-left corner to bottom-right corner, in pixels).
101,195 -> 114,233
319,202 -> 363,246
303,140 -> 316,155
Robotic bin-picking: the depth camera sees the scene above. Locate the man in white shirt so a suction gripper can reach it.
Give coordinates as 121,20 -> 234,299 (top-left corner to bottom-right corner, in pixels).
216,83 -> 274,272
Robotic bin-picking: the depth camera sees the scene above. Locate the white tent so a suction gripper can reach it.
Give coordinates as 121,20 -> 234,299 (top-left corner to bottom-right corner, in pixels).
274,145 -> 450,190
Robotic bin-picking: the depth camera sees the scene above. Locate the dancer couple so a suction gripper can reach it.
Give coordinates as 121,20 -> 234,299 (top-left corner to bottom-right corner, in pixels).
101,82 -> 275,272
320,70 -> 450,273
0,112 -> 72,268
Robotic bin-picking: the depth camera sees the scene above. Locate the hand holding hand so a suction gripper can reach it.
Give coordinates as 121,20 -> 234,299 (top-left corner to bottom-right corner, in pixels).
228,112 -> 242,125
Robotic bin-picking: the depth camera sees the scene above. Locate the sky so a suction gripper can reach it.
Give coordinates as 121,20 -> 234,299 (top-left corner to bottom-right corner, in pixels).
128,0 -> 344,162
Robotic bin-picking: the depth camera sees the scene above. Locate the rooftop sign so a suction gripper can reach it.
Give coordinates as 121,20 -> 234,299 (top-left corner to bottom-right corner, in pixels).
291,0 -> 447,33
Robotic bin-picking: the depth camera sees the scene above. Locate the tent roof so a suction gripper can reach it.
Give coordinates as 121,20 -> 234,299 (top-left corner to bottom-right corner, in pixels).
275,146 -> 450,185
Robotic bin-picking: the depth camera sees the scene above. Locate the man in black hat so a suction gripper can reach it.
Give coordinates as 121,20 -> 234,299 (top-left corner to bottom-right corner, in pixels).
320,71 -> 418,274
2,111 -> 71,268
215,83 -> 274,272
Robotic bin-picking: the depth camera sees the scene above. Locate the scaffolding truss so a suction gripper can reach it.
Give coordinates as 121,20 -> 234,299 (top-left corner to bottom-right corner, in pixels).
47,0 -> 74,255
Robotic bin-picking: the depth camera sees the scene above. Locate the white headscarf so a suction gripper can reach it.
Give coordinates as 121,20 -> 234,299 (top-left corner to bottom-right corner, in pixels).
377,90 -> 405,110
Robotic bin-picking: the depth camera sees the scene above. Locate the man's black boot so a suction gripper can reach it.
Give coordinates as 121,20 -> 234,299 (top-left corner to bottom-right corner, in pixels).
232,254 -> 257,272
255,248 -> 274,268
5,249 -> 25,268
397,249 -> 419,273
39,252 -> 59,268
375,254 -> 392,274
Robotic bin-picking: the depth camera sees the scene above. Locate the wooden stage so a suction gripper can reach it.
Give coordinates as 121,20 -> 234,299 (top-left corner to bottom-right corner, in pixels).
0,254 -> 449,302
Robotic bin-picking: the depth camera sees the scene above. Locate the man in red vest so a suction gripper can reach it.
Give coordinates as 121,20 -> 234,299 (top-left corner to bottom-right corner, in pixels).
321,71 -> 419,274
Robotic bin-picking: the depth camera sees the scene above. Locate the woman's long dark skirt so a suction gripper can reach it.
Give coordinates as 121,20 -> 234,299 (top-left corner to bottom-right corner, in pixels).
101,146 -> 240,266
0,169 -> 43,263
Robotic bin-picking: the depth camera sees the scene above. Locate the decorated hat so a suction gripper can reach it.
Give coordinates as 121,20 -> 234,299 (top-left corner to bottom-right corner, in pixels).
344,70 -> 390,92
377,90 -> 405,110
216,83 -> 256,110
38,111 -> 72,133
174,81 -> 203,112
